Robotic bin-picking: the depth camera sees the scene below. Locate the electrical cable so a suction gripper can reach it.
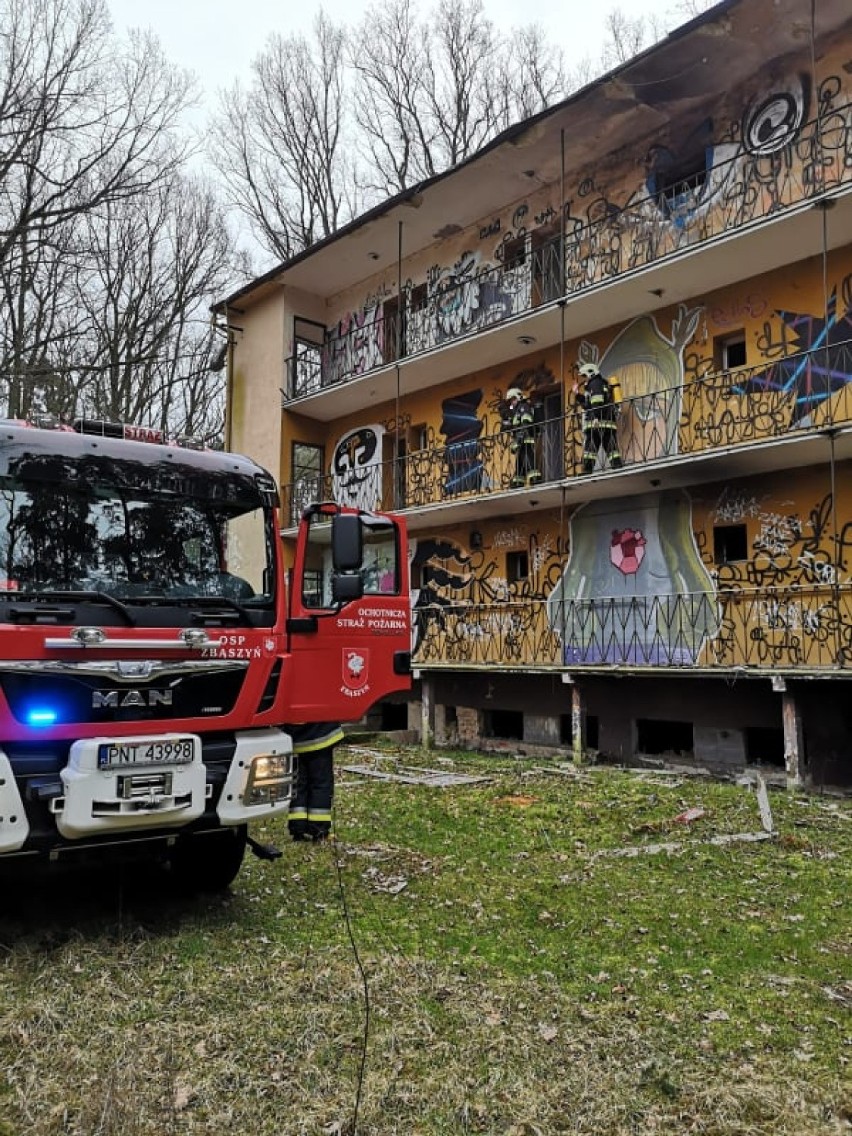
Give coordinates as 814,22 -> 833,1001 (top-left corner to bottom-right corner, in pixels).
328,802 -> 371,1136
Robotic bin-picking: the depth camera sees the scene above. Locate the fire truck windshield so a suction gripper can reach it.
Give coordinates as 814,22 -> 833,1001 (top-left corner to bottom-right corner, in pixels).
0,469 -> 274,609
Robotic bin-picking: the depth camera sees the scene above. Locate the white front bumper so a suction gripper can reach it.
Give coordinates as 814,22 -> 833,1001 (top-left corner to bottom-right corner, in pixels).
56,734 -> 207,839
0,752 -> 29,852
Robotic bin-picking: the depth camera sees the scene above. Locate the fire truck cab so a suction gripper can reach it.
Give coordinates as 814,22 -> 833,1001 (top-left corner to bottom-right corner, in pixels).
0,418 -> 411,888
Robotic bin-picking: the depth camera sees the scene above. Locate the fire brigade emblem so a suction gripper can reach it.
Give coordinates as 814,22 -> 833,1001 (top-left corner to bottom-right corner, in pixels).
343,649 -> 369,690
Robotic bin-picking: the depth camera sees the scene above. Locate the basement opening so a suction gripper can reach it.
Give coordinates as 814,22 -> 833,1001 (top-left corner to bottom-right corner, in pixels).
485,709 -> 524,741
745,726 -> 785,767
636,718 -> 694,756
381,702 -> 408,730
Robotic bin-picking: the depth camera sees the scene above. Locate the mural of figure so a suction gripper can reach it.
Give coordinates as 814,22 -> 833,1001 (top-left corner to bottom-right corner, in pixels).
589,305 -> 701,465
331,425 -> 385,512
546,490 -> 718,665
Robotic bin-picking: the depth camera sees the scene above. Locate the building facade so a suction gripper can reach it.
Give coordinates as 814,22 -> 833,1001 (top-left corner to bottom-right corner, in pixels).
216,0 -> 852,787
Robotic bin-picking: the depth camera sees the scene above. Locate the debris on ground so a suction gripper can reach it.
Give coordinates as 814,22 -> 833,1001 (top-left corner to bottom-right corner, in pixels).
673,807 -> 706,824
340,764 -> 490,787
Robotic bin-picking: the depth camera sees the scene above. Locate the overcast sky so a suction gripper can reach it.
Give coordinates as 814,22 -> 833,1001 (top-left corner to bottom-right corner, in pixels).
106,0 -> 685,109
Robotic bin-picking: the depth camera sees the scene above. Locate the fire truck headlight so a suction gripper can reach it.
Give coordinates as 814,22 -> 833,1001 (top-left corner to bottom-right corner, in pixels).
244,754 -> 291,806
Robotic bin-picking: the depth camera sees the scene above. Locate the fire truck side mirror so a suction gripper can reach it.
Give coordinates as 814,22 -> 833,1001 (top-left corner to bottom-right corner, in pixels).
331,572 -> 364,605
331,513 -> 363,572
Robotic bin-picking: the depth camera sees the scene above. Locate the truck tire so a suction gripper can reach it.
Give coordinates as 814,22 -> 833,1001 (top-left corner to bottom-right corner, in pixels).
168,825 -> 248,892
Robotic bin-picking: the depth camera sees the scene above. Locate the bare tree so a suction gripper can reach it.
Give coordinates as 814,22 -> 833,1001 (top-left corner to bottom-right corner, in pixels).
210,12 -> 353,263
347,0 -> 435,194
0,0 -> 197,417
673,0 -> 717,17
72,176 -> 234,443
600,9 -> 651,68
492,25 -> 570,126
597,2 -> 708,72
209,0 -> 569,253
351,0 -> 569,196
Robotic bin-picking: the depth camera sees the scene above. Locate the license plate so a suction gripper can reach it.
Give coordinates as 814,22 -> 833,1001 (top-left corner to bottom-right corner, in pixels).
97,737 -> 195,770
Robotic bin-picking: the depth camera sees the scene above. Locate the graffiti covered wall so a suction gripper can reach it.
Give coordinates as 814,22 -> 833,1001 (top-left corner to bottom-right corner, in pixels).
410,462 -> 852,672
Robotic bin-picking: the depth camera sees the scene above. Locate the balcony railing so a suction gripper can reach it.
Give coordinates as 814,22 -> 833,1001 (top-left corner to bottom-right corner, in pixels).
284,95 -> 852,399
411,584 -> 852,672
281,344 -> 852,525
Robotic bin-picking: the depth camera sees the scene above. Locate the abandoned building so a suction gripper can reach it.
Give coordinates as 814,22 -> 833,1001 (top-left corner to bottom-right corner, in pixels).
215,0 -> 852,787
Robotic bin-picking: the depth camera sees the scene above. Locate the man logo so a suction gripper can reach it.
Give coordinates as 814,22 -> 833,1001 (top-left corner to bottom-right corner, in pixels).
92,689 -> 174,709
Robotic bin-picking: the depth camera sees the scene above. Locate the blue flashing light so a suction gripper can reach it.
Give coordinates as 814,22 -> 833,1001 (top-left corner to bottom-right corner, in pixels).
27,708 -> 58,727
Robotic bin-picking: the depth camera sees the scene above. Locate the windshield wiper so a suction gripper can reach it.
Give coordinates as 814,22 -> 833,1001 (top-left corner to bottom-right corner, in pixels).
7,590 -> 136,626
183,595 -> 255,623
125,593 -> 257,624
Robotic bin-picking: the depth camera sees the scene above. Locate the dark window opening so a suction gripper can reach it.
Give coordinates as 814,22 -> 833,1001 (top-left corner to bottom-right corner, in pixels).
560,713 -> 571,744
502,236 -> 526,272
714,524 -> 748,565
485,709 -> 523,740
531,223 -> 563,306
409,283 -> 428,313
636,718 -> 694,756
507,550 -> 529,584
745,726 -> 785,767
445,705 -> 458,729
655,155 -> 707,216
715,332 -> 747,370
291,442 -> 325,526
586,714 -> 600,749
291,316 -> 326,397
383,296 -> 402,362
381,702 -> 408,730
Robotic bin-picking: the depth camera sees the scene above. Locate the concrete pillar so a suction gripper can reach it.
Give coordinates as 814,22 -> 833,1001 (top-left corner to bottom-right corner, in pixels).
571,683 -> 584,765
420,674 -> 434,751
782,690 -> 804,789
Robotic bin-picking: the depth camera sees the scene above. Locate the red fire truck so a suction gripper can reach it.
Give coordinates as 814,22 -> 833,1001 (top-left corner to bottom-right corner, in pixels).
0,418 -> 411,888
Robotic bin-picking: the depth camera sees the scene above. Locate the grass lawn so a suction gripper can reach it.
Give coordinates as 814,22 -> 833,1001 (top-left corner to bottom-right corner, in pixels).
1,741 -> 851,1135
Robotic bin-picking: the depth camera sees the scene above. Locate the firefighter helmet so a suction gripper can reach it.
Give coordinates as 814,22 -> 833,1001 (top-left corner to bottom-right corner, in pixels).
578,363 -> 601,378
506,388 -> 523,402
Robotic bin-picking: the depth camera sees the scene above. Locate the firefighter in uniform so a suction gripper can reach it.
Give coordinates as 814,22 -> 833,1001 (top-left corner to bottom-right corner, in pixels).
502,387 -> 541,487
574,363 -> 623,473
287,722 -> 345,841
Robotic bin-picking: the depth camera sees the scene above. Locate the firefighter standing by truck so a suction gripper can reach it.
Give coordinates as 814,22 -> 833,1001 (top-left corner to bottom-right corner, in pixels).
502,387 -> 541,488
574,362 -> 623,473
287,722 -> 345,841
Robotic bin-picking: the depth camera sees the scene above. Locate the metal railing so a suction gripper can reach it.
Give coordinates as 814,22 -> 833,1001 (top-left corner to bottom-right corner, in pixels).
284,95 -> 852,398
411,584 -> 852,672
281,342 -> 852,523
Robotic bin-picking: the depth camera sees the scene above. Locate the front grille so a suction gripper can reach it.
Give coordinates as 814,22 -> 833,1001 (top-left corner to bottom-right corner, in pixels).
0,666 -> 247,726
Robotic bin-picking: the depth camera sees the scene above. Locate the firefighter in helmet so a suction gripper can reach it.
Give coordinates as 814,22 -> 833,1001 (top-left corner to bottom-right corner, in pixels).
287,721 -> 345,841
501,387 -> 541,488
573,363 -> 623,473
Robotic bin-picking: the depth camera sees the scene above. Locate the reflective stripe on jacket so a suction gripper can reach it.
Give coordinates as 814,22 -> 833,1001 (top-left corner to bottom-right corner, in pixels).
289,722 -> 345,753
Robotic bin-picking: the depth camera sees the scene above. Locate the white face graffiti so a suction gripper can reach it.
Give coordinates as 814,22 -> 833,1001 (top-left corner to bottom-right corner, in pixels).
331,425 -> 385,510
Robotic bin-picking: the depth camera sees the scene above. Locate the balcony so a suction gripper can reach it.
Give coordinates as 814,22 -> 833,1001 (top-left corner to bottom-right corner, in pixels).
281,345 -> 852,529
410,583 -> 852,674
284,99 -> 852,413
